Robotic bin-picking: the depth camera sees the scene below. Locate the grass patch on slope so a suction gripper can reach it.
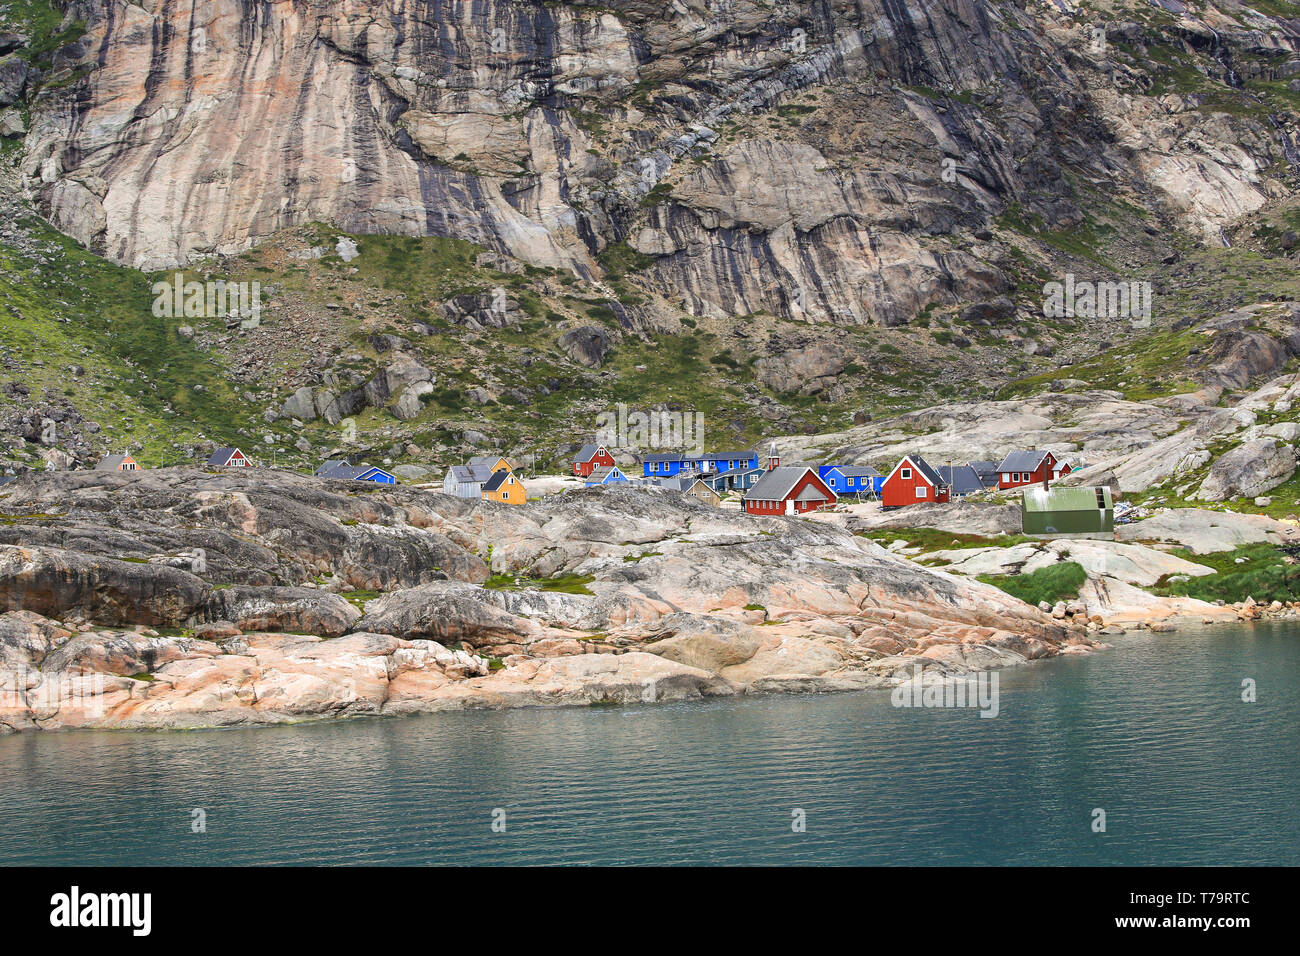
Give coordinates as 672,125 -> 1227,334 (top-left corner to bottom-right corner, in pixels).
482,573 -> 595,595
977,561 -> 1087,607
1151,545 -> 1300,605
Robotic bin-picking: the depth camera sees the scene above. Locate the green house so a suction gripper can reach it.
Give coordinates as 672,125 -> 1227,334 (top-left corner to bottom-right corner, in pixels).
1021,485 -> 1114,538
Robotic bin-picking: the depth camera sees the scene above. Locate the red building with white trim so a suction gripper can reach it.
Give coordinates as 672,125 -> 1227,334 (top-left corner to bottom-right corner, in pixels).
995,450 -> 1061,490
572,444 -> 615,477
881,454 -> 950,509
743,466 -> 837,515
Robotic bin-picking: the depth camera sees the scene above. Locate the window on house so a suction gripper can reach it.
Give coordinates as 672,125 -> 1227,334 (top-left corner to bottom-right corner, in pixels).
901,468 -> 912,479
915,486 -> 927,498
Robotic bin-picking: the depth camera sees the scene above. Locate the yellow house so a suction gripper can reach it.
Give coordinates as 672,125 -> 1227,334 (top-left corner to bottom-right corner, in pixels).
481,469 -> 527,506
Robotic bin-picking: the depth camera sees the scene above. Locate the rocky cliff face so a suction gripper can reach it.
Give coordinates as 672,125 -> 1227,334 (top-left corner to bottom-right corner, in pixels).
20,0 -> 1300,325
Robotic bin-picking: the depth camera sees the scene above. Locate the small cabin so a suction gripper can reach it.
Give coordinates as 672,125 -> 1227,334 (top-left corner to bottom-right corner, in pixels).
482,469 -> 527,505
315,461 -> 398,484
996,450 -> 1060,490
573,444 -> 615,477
585,465 -> 628,486
444,464 -> 494,498
207,447 -> 251,468
881,454 -> 950,509
743,466 -> 837,515
96,453 -> 140,472
686,478 -> 721,508
1022,485 -> 1114,538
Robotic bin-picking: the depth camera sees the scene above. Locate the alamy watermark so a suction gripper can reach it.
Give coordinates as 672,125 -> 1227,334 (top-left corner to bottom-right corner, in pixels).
152,273 -> 262,329
2,667 -> 106,717
595,403 -> 705,455
891,667 -> 1000,718
1042,274 -> 1152,328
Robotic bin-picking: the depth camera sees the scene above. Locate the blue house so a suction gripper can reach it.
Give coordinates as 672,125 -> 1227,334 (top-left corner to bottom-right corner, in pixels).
585,465 -> 628,487
818,465 -> 883,496
641,450 -> 759,478
316,460 -> 399,484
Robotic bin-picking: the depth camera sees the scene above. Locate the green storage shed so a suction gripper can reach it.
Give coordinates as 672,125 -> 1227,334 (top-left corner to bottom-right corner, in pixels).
1021,485 -> 1114,538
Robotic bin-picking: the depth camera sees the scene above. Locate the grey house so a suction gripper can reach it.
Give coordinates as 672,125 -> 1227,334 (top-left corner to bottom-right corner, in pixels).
443,464 -> 494,498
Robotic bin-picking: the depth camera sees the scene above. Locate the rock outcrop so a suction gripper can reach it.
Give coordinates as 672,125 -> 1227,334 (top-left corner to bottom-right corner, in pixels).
0,469 -> 1094,732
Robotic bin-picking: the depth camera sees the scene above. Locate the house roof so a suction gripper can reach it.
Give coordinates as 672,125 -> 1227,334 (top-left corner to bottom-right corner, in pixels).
587,465 -> 623,482
746,466 -> 828,502
938,464 -> 986,496
575,444 -> 605,461
641,450 -> 756,463
318,461 -> 394,482
890,454 -> 946,488
450,464 -> 494,484
829,465 -> 881,479
468,455 -> 512,470
688,478 -> 719,496
482,470 -> 511,492
206,447 -> 241,466
968,461 -> 1000,485
997,450 -> 1052,472
96,454 -> 131,470
314,460 -> 349,476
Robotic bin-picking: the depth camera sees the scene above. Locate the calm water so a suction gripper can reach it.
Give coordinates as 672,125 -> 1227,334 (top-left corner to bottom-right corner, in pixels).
1,623 -> 1296,866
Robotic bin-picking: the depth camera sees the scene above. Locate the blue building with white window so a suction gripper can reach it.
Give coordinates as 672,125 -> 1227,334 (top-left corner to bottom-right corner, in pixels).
641,451 -> 759,478
818,465 -> 883,496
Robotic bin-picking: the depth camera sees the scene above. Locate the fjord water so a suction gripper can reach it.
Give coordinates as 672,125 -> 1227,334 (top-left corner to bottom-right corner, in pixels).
1,623 -> 1295,866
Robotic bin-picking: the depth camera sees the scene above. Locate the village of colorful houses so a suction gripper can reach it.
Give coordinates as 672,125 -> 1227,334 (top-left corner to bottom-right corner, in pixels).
85,441 -> 1113,538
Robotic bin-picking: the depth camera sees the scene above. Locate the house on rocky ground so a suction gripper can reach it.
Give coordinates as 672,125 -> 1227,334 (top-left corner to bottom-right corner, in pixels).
819,464 -> 883,496
207,447 -> 251,468
469,455 -> 516,475
482,468 -> 527,505
96,453 -> 140,472
938,464 -> 986,498
996,450 -> 1060,489
444,463 -> 495,498
641,450 -> 759,477
315,460 -> 399,484
968,461 -> 1000,489
743,466 -> 837,515
881,454 -> 950,508
585,465 -> 628,486
572,444 -> 615,477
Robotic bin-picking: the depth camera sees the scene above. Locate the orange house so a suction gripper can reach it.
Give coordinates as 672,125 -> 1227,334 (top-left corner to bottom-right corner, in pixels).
482,469 -> 527,506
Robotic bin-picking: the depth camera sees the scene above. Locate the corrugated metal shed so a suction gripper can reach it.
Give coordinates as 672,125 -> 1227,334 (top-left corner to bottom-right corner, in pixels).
1021,485 -> 1114,537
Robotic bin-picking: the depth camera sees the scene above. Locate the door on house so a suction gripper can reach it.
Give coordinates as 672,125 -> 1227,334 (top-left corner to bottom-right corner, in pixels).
785,499 -> 795,516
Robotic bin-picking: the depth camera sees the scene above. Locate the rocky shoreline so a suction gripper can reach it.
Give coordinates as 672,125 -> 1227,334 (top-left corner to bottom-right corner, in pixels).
0,468 -> 1106,733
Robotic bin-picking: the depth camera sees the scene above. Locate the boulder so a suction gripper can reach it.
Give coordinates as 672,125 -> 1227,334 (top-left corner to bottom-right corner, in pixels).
558,325 -> 612,368
0,54 -> 27,107
0,545 -> 210,627
196,586 -> 361,636
1195,439 -> 1297,501
1117,508 -> 1291,554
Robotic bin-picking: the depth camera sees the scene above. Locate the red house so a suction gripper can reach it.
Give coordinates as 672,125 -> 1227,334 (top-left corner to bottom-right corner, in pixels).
881,454 -> 950,509
743,466 -> 837,515
995,450 -> 1060,490
572,443 -> 615,477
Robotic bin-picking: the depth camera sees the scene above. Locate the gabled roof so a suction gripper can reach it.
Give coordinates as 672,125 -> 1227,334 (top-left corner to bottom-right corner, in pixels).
449,464 -> 494,484
1022,485 -> 1111,513
745,466 -> 830,502
96,454 -> 132,471
641,450 -> 757,463
575,444 -> 606,461
468,455 -> 511,470
482,470 -> 511,492
641,452 -> 687,463
828,465 -> 881,479
968,460 -> 999,482
887,454 -> 947,488
996,450 -> 1053,472
318,461 -> 394,482
207,447 -> 243,466
938,464 -> 985,496
587,465 -> 624,483
314,460 -> 350,477
688,478 -> 719,495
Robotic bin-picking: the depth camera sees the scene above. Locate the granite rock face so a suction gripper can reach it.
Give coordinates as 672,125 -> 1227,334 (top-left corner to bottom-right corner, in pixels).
21,1 -> 1298,325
